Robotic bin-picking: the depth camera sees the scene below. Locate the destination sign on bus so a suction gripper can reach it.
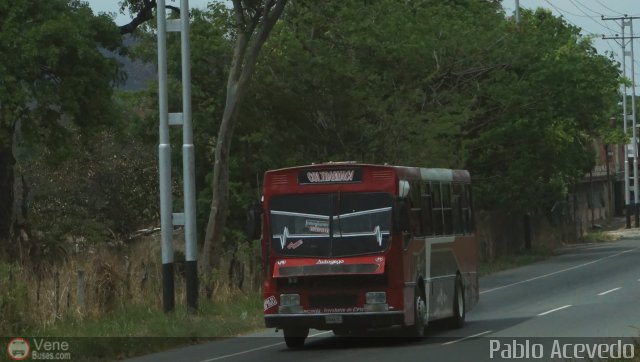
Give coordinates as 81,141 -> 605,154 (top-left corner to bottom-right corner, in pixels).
298,168 -> 362,184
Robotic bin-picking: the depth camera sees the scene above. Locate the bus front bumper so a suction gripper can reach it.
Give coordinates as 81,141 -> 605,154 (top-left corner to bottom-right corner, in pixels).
264,311 -> 404,330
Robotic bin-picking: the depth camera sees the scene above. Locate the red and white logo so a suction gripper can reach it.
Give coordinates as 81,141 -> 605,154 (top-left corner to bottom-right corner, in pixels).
7,338 -> 30,361
263,296 -> 278,311
287,240 -> 303,250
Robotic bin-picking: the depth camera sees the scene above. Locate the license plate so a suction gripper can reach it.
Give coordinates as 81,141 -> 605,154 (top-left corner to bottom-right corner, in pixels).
325,315 -> 343,324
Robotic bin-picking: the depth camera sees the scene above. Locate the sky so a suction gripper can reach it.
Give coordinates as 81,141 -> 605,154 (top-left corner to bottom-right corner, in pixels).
87,0 -> 640,85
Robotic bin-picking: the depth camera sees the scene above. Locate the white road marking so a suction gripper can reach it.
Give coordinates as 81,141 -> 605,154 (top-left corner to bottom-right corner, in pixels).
480,249 -> 635,294
197,331 -> 332,362
441,330 -> 493,345
538,304 -> 572,316
597,287 -> 621,296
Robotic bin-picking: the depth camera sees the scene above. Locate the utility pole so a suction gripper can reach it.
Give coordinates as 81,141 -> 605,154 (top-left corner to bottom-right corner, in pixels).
631,20 -> 639,227
515,0 -> 520,24
157,0 -> 174,313
603,15 -> 640,228
157,0 -> 198,313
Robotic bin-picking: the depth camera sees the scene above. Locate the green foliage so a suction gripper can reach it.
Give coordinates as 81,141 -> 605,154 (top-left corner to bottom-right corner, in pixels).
23,294 -> 262,360
33,294 -> 262,337
27,125 -> 160,247
580,231 -> 617,243
0,0 -> 127,254
131,0 -> 622,250
478,247 -> 554,276
465,8 -> 620,212
239,2 -> 619,215
0,0 -> 123,138
0,263 -> 31,335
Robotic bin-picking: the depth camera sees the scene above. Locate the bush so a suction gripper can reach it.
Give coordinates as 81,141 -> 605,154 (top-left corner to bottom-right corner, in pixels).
0,263 -> 31,335
26,129 -> 159,251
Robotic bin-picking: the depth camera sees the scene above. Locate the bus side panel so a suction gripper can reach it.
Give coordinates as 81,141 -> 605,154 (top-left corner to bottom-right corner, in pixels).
428,244 -> 457,320
451,235 -> 479,311
426,234 -> 478,320
402,236 -> 425,325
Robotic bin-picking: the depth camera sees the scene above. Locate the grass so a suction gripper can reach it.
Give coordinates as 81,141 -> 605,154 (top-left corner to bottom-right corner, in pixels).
15,292 -> 264,361
1,238 -> 266,361
479,248 -> 554,276
580,230 -> 618,243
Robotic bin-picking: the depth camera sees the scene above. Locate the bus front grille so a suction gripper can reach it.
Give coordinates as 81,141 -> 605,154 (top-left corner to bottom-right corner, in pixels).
308,294 -> 358,309
278,263 -> 379,277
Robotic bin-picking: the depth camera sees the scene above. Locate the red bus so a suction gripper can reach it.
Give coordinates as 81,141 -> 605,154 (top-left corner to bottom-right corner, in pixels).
259,162 -> 478,347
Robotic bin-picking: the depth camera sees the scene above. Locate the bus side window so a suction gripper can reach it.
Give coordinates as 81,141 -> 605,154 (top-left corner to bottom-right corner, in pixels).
409,181 -> 423,236
452,183 -> 463,235
410,181 -> 421,204
421,182 -> 433,236
409,207 -> 423,236
441,183 -> 453,235
466,185 -> 475,233
432,182 -> 444,235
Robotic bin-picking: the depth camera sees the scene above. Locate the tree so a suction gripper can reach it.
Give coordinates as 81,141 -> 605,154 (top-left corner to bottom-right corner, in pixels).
117,0 -> 180,35
464,8 -> 621,212
0,0 -> 122,259
200,0 -> 288,275
221,0 -> 621,219
123,0 -> 622,285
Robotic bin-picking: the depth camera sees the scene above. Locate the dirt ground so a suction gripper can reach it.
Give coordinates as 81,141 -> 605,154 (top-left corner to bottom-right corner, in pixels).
599,216 -> 640,239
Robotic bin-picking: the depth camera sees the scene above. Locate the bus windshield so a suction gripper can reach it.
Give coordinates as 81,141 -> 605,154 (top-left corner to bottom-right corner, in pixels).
269,192 -> 392,257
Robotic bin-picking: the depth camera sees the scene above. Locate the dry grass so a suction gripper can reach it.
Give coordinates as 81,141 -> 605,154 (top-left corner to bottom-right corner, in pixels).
3,232 -> 262,337
18,237 -> 164,330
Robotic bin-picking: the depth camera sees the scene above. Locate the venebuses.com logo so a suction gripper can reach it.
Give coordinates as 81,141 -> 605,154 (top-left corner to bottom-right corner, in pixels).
6,338 -> 30,361
6,337 -> 72,361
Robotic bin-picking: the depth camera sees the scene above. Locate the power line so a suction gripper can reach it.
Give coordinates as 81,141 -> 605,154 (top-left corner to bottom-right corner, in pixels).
542,0 -> 596,18
550,0 -> 639,73
594,0 -> 625,16
571,0 -> 602,16
543,0 -> 619,35
532,2 -> 640,79
567,0 -> 620,33
542,0 -> 584,29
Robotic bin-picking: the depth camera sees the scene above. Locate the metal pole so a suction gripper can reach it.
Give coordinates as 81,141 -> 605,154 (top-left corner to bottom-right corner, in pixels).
622,20 -> 631,229
157,0 -> 175,313
181,0 -> 198,312
515,0 -> 520,24
605,143 -> 612,219
631,19 -> 639,227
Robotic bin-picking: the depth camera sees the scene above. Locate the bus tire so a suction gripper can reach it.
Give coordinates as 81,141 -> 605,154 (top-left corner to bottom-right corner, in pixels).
448,275 -> 465,329
406,284 -> 426,339
283,327 -> 308,348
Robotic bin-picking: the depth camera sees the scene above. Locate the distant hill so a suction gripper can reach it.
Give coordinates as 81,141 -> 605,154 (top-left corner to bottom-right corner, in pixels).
103,34 -> 156,91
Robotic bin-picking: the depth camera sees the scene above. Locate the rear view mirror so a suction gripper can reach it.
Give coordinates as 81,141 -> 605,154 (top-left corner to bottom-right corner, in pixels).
393,200 -> 410,233
245,203 -> 262,240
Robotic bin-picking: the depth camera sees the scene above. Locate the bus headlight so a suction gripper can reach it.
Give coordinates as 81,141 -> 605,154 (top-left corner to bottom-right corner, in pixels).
365,292 -> 386,304
280,294 -> 300,306
365,292 -> 388,312
279,294 -> 302,314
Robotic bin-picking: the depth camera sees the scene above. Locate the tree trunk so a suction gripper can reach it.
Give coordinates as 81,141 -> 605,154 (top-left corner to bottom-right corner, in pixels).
0,120 -> 29,261
0,136 -> 15,248
199,0 -> 288,295
201,88 -> 239,275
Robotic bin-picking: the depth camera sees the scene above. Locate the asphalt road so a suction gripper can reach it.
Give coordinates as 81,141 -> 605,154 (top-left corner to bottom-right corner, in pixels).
125,237 -> 640,362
